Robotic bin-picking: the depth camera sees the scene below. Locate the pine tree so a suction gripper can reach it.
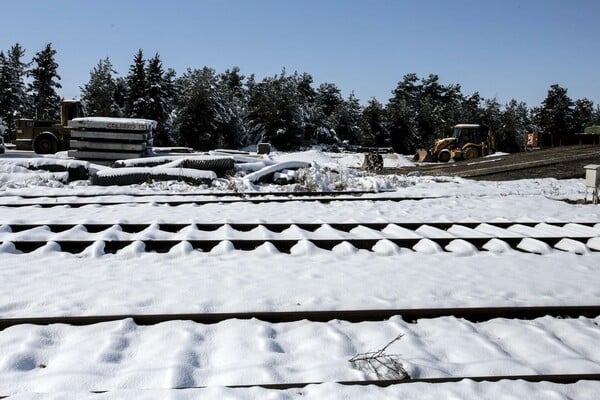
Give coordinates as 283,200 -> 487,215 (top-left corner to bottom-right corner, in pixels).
28,43 -> 61,120
333,92 -> 362,144
360,98 -> 389,147
80,57 -> 119,117
386,73 -> 420,153
7,44 -> 29,116
0,44 -> 29,140
173,67 -> 221,150
112,77 -> 127,117
245,71 -> 305,149
125,49 -> 148,118
145,53 -> 175,146
459,92 -> 483,124
0,51 -> 9,133
217,67 -> 247,148
571,98 -> 594,133
499,99 -> 529,152
536,84 -> 573,145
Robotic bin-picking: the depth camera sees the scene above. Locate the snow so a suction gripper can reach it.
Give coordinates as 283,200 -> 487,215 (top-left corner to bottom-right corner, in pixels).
0,149 -> 599,397
2,381 -> 598,400
243,160 -> 311,183
68,117 -> 157,131
0,316 -> 599,394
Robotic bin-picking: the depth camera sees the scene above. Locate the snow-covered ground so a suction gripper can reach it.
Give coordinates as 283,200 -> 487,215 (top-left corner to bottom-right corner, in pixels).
0,150 -> 599,398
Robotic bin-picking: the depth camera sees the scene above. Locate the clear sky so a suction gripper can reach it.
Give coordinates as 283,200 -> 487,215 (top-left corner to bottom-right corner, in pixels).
1,0 -> 599,107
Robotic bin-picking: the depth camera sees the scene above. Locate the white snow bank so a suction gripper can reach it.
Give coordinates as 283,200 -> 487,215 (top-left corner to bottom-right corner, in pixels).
0,157 -> 89,170
270,150 -> 335,166
0,316 -> 599,393
0,249 -> 598,317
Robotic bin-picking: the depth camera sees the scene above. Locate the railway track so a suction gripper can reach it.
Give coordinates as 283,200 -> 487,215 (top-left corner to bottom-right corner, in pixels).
0,190 -> 393,199
87,373 -> 600,391
1,305 -> 599,330
2,193 -> 599,395
2,221 -> 599,254
0,194 -> 438,208
0,308 -> 599,396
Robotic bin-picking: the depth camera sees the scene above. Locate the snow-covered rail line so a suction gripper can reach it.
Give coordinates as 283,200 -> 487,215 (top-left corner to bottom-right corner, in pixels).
1,316 -> 599,395
2,305 -> 599,330
0,194 -> 439,208
2,221 -> 599,254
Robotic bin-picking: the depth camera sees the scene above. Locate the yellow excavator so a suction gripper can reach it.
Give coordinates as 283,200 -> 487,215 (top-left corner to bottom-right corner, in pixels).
414,124 -> 495,162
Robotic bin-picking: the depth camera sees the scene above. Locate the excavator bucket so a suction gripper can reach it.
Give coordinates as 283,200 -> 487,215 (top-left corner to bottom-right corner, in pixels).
413,148 -> 433,163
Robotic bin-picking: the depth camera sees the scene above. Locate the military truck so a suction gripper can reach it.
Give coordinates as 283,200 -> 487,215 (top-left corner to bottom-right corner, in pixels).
15,100 -> 85,154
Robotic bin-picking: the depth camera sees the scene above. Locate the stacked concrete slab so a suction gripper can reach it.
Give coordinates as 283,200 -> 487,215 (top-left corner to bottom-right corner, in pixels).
67,117 -> 157,161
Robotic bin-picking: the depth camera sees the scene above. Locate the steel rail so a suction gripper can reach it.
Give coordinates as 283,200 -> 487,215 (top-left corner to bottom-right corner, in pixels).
1,306 -> 599,331
1,373 -> 598,398
0,195 -> 439,208
0,189 -> 395,199
178,373 -> 600,390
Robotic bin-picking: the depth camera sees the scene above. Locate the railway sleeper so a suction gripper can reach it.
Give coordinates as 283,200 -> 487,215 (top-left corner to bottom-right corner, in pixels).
2,236 -> 599,255
3,221 -> 599,235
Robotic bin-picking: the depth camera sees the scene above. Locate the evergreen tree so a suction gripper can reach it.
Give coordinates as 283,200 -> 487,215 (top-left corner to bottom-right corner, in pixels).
386,73 -> 421,153
28,43 -> 61,120
311,82 -> 344,143
112,77 -> 127,116
125,49 -> 148,118
592,105 -> 600,125
460,92 -> 483,123
245,70 -> 305,149
332,92 -> 362,144
0,51 -> 9,134
216,67 -> 247,148
535,84 -> 573,145
297,72 -> 316,104
571,98 -> 594,133
315,83 -> 343,118
0,44 -> 29,140
173,67 -> 223,150
80,57 -> 119,117
145,53 -> 176,146
360,98 -> 389,147
499,99 -> 529,152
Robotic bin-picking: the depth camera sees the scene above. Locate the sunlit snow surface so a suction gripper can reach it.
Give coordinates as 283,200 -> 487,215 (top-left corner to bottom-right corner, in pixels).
0,151 -> 599,398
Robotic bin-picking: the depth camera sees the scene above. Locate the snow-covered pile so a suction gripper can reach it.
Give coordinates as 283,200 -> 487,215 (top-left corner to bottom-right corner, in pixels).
91,167 -> 217,186
0,149 -> 415,191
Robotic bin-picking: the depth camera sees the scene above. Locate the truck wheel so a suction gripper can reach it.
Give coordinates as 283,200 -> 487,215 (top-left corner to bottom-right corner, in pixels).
463,147 -> 479,160
33,133 -> 59,154
437,149 -> 451,162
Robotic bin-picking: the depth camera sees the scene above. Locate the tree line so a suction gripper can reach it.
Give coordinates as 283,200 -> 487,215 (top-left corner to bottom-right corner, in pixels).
2,42 -> 600,153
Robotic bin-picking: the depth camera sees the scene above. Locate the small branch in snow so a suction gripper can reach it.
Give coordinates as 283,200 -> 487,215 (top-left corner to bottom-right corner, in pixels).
349,334 -> 409,380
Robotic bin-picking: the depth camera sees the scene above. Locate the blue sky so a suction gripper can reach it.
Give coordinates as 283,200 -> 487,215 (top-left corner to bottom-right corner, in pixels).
1,0 -> 599,107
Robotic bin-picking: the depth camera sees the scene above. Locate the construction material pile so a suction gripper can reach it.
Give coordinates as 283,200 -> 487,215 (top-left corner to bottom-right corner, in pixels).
67,117 -> 156,161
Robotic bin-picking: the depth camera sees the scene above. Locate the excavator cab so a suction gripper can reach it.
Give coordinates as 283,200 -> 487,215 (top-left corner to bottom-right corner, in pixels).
452,124 -> 481,143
